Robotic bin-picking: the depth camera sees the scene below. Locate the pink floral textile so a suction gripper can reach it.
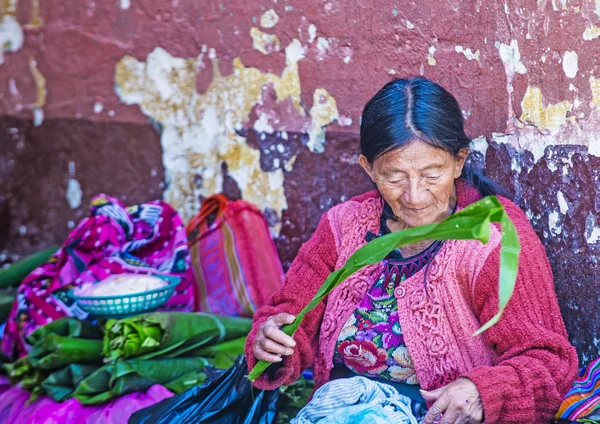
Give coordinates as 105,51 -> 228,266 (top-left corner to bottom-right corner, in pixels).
334,239 -> 443,384
2,194 -> 194,358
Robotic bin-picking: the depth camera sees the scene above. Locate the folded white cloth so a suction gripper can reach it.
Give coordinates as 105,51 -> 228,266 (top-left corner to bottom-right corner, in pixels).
292,376 -> 421,424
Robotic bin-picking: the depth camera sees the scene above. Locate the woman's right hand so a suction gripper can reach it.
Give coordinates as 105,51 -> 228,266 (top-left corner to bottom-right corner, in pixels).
252,313 -> 297,363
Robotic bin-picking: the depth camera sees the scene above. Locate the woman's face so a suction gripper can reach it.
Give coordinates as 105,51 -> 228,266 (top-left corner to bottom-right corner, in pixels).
360,139 -> 468,228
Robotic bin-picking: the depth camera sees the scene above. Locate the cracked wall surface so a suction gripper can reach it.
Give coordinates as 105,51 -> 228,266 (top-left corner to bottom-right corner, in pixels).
0,0 -> 598,365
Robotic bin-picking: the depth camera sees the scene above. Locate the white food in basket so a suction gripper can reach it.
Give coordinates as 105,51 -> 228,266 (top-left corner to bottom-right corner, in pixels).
75,273 -> 169,297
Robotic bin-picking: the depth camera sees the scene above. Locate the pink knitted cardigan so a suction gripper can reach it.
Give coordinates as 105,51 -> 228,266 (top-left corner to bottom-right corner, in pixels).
245,180 -> 578,423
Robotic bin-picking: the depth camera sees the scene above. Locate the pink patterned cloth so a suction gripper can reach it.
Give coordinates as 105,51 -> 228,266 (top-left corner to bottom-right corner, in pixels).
0,376 -> 173,423
2,194 -> 195,358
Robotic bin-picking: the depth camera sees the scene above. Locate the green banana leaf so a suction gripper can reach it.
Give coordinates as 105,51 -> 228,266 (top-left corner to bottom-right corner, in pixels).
248,196 -> 521,381
0,246 -> 60,290
196,336 -> 247,369
41,363 -> 99,402
73,357 -> 211,405
104,312 -> 252,361
28,317 -> 103,346
4,356 -> 49,390
163,370 -> 207,394
28,334 -> 103,370
0,287 -> 16,324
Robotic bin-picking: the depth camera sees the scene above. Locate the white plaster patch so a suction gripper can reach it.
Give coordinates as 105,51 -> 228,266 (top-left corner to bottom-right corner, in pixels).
455,45 -> 481,62
316,37 -> 331,61
260,9 -> 279,28
497,40 -> 527,74
66,161 -> 83,209
557,191 -> 569,214
470,136 -> 488,157
0,15 -> 24,65
428,46 -> 436,66
253,112 -> 275,134
285,39 -> 305,64
583,26 -> 600,40
562,51 -> 579,79
548,210 -> 562,235
33,107 -> 44,126
308,24 -> 317,43
93,102 -> 104,114
120,0 -> 131,9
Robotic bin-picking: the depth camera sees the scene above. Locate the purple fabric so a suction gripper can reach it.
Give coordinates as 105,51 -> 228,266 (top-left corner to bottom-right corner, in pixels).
2,194 -> 195,358
0,377 -> 173,423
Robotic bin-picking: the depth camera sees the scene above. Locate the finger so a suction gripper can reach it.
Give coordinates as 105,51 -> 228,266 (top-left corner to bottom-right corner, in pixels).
440,407 -> 460,424
264,324 -> 296,347
253,345 -> 283,363
423,393 -> 451,424
272,313 -> 296,326
420,383 -> 450,401
260,338 -> 294,356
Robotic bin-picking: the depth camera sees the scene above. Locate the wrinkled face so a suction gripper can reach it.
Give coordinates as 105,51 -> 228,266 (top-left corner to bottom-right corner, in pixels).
360,139 -> 468,228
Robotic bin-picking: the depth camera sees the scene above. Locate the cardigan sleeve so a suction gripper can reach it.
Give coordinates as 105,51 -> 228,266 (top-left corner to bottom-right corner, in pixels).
461,201 -> 579,423
245,213 -> 338,390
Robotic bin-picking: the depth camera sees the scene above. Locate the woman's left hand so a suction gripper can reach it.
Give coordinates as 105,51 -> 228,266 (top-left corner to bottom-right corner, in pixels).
421,378 -> 484,424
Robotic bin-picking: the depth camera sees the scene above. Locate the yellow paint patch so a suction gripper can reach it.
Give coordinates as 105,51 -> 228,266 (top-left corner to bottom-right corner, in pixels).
0,0 -> 16,18
250,27 -> 280,55
308,88 -> 338,153
590,76 -> 600,108
115,39 -> 339,230
26,0 -> 43,28
520,86 -> 571,135
29,57 -> 46,107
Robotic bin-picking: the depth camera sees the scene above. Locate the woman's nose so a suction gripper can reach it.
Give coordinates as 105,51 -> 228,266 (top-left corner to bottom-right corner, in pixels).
403,179 -> 428,206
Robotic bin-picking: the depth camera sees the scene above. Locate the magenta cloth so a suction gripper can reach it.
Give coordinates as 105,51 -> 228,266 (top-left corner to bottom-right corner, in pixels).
0,376 -> 173,423
2,194 -> 195,358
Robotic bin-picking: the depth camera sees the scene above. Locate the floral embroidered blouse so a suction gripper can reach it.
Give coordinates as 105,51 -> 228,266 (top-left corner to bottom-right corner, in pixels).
334,215 -> 443,385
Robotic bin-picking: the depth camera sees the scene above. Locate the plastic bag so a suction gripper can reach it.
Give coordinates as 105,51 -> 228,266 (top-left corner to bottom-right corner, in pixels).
129,356 -> 279,424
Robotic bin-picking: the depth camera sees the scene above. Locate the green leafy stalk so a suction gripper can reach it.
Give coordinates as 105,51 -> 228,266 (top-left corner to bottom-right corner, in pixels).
248,196 -> 520,381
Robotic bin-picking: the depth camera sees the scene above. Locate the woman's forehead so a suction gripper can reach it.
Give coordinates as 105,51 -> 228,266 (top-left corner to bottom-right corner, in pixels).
375,141 -> 453,172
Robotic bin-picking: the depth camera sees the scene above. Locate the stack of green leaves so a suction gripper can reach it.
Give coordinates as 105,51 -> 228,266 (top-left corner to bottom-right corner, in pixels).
67,312 -> 253,405
249,196 -> 521,381
72,357 -> 212,405
103,312 -> 252,361
3,317 -> 105,402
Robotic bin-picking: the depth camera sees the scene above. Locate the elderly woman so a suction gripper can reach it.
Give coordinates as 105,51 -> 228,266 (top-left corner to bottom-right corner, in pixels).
245,77 -> 578,423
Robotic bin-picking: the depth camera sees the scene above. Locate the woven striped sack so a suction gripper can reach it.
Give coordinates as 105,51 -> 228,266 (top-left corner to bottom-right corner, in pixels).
186,194 -> 284,317
555,357 -> 600,422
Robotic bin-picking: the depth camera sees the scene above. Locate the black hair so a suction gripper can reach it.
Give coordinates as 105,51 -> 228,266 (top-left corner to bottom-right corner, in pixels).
359,77 -> 508,198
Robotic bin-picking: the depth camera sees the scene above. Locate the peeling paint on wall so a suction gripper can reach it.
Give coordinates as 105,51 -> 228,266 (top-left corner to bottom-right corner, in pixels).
583,26 -> 600,40
0,13 -> 23,64
562,51 -> 579,79
427,45 -> 436,66
250,27 -> 281,55
29,57 -> 46,126
115,38 -> 341,230
260,9 -> 279,29
66,160 -> 82,209
520,86 -> 571,135
455,46 -> 481,62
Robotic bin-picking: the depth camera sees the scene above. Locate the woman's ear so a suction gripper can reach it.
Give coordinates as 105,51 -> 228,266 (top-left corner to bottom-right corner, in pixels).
359,155 -> 375,180
454,148 -> 469,178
